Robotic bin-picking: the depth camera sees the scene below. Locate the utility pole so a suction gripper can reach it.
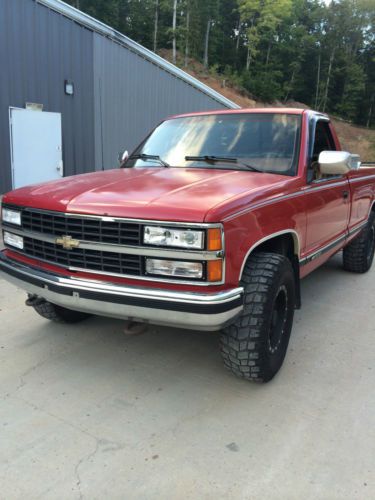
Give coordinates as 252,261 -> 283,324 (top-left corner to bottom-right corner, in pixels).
153,0 -> 159,53
172,0 -> 177,64
315,49 -> 321,110
204,19 -> 212,69
184,8 -> 190,67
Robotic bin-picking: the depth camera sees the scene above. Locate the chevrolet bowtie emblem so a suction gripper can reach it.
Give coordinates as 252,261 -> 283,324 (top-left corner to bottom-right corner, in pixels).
55,235 -> 80,250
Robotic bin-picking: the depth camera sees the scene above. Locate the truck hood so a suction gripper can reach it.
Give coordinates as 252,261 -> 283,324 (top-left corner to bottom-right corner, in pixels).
3,167 -> 293,222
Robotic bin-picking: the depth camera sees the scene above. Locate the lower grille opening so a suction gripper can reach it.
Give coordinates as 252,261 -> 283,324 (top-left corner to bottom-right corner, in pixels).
23,237 -> 142,276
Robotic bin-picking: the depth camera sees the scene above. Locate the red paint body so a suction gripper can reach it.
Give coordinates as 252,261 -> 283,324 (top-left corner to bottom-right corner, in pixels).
3,109 -> 375,292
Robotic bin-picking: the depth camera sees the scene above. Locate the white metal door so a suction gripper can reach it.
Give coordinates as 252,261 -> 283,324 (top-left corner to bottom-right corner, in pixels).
10,108 -> 63,189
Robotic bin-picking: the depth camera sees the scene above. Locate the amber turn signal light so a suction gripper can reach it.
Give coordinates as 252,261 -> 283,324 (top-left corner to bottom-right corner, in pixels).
207,228 -> 222,251
207,259 -> 223,282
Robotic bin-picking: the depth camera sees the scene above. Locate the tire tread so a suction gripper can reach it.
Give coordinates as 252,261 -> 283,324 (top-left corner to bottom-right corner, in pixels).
33,301 -> 90,323
343,213 -> 375,273
220,252 -> 294,382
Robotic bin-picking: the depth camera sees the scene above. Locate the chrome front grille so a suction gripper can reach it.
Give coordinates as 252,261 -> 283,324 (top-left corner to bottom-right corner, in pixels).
22,209 -> 141,246
1,205 -> 221,284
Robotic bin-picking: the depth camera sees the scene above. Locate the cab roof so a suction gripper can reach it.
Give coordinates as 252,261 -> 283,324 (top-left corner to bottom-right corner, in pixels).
169,108 -> 327,120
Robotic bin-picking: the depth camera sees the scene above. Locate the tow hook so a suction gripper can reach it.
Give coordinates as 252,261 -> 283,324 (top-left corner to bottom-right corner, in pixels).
25,294 -> 46,307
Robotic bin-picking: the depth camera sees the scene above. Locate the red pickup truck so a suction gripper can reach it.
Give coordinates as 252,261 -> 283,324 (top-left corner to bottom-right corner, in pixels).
1,108 -> 375,383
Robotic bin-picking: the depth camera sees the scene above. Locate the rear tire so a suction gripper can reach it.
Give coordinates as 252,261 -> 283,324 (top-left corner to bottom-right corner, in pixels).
32,300 -> 91,323
220,252 -> 295,383
343,212 -> 375,273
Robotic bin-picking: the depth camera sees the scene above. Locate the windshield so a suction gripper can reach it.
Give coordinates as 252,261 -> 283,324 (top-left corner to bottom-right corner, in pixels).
126,113 -> 301,175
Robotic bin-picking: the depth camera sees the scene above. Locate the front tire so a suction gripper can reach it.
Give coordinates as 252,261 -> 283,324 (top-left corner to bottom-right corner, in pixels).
220,252 -> 295,383
343,212 -> 375,273
31,299 -> 91,323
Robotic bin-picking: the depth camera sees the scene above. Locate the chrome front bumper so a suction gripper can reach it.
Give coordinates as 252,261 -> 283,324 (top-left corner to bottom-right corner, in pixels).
0,252 -> 243,331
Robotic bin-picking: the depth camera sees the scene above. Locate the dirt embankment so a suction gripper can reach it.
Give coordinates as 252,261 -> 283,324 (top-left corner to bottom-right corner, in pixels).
329,119 -> 374,162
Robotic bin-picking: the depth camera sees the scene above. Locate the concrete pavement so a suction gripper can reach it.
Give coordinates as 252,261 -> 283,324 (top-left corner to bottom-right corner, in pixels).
0,253 -> 374,499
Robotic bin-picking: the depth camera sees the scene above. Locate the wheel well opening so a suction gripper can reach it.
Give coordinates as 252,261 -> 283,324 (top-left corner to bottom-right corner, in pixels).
253,234 -> 297,261
250,233 -> 301,309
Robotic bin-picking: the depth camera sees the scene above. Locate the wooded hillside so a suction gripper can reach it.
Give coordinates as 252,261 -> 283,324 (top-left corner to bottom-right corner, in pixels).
66,0 -> 374,128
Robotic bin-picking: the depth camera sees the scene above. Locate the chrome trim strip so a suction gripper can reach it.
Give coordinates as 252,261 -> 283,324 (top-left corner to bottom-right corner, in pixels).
299,234 -> 346,266
349,174 -> 375,183
5,247 -> 225,287
303,180 -> 348,190
2,210 -> 226,285
224,181 -> 349,222
238,229 -> 301,280
348,220 -> 368,236
223,191 -> 304,222
299,220 -> 368,266
237,217 -> 367,273
0,257 -> 241,305
4,227 -> 222,261
223,178 -> 369,223
66,264 -> 216,285
7,205 -> 222,228
310,175 -> 344,184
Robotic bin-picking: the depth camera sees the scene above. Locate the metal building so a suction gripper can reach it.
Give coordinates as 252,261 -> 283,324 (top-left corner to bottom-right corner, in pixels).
0,0 -> 237,194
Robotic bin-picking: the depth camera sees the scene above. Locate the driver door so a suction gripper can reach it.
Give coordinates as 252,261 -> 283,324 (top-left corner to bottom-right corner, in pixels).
304,119 -> 350,256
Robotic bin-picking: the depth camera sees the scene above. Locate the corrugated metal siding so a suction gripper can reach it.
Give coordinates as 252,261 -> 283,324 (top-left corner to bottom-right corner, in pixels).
0,0 -> 235,193
38,0 -> 238,110
0,0 -> 95,193
93,34 -> 226,171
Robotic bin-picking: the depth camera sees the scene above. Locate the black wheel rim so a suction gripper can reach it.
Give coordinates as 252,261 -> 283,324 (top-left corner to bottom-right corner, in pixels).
367,225 -> 375,266
268,285 -> 288,354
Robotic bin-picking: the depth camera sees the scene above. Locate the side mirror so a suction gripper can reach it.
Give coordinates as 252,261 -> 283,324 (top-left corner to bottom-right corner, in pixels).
118,150 -> 129,167
318,151 -> 361,175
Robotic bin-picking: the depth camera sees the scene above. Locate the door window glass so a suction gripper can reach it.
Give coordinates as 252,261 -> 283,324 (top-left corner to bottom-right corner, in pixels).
310,121 -> 337,181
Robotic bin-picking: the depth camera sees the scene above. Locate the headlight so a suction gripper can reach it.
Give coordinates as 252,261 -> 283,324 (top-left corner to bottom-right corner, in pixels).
2,208 -> 21,226
144,226 -> 204,249
146,259 -> 203,279
3,231 -> 24,250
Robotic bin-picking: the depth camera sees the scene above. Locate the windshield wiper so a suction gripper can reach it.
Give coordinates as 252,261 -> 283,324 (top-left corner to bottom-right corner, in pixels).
185,155 -> 238,163
185,155 -> 262,172
129,153 -> 170,167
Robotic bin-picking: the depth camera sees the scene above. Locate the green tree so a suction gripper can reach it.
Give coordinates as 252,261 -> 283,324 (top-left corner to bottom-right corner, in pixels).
63,0 -> 375,128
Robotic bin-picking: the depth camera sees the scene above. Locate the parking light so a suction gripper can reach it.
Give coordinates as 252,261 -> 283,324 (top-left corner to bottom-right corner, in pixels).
146,259 -> 203,279
3,231 -> 24,250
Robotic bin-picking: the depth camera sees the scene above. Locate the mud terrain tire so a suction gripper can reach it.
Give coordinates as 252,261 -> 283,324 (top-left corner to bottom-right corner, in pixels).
343,212 -> 375,273
220,252 -> 295,383
32,300 -> 91,323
